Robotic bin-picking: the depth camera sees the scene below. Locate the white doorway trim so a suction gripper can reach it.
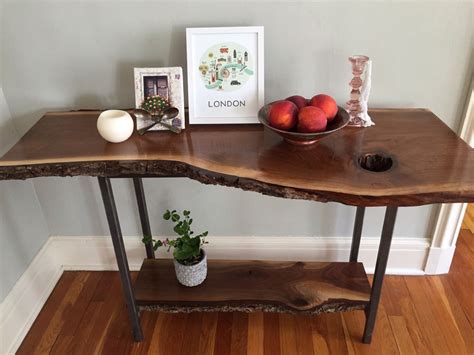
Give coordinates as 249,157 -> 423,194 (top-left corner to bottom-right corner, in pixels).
425,77 -> 474,274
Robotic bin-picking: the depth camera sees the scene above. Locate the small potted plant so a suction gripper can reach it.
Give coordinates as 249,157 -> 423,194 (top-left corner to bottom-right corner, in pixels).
142,209 -> 208,287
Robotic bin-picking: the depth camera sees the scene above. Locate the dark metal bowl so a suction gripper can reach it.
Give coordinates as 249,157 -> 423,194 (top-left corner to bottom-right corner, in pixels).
258,104 -> 349,145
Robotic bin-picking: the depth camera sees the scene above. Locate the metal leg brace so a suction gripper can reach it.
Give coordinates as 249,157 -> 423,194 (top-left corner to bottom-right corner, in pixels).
133,177 -> 155,259
98,177 -> 144,342
350,206 -> 366,262
362,206 -> 398,343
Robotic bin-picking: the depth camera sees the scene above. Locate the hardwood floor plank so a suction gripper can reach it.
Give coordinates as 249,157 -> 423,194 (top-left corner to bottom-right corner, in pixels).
180,312 -> 204,355
443,273 -> 473,327
164,313 -> 188,354
55,271 -> 102,336
294,315 -> 314,355
48,272 -> 103,354
56,300 -> 103,355
450,230 -> 474,272
198,312 -> 219,355
148,312 -> 167,355
447,230 -> 474,329
17,272 -> 76,354
461,204 -> 474,232
86,274 -> 126,354
130,311 -> 159,355
388,316 -> 416,354
311,313 -> 348,355
18,272 -> 90,354
381,277 -> 407,317
100,302 -> 134,355
384,279 -> 431,354
437,276 -> 474,352
247,312 -> 264,355
367,289 -> 402,354
230,313 -> 248,355
428,277 -> 474,344
264,313 -> 281,355
213,312 -> 233,355
343,305 -> 399,355
153,313 -> 188,355
91,271 -> 121,301
279,314 -> 298,354
461,227 -> 474,254
340,314 -> 356,355
37,272 -> 92,354
49,335 -> 74,355
98,272 -> 140,355
404,276 -> 469,355
308,315 -> 330,355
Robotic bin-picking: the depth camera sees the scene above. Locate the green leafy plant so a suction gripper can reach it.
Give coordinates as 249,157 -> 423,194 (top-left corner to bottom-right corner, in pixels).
142,210 -> 208,265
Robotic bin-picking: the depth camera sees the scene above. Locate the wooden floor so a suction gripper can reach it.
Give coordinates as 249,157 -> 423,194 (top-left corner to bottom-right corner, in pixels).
462,203 -> 474,232
19,222 -> 473,354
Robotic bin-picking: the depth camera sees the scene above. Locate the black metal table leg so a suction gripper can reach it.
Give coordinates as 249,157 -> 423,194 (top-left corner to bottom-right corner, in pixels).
133,177 -> 155,259
362,205 -> 398,344
350,206 -> 366,262
98,177 -> 144,342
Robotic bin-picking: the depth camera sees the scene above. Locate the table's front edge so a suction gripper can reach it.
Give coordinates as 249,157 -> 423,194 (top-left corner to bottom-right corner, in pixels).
1,160 -> 473,207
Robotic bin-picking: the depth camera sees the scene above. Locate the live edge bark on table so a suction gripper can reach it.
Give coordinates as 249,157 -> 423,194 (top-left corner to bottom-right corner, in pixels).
1,108 -> 473,344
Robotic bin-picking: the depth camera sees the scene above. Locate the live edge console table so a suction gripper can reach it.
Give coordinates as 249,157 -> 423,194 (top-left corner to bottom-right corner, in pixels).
1,108 -> 473,344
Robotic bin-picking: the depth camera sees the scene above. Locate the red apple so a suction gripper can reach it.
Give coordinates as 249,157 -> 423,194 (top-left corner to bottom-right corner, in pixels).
297,106 -> 327,133
286,95 -> 308,110
309,94 -> 338,121
268,100 -> 298,131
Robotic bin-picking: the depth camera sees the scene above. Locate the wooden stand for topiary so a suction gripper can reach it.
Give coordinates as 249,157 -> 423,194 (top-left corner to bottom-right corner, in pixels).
1,108 -> 473,344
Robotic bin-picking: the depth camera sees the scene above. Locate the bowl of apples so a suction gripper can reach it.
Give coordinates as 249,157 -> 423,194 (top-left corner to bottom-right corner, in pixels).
258,94 -> 349,145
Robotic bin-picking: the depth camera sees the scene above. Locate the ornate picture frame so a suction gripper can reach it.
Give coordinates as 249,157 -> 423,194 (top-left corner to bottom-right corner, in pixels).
134,67 -> 185,131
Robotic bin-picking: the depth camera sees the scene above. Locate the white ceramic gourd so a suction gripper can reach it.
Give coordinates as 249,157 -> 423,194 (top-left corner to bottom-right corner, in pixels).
97,110 -> 134,143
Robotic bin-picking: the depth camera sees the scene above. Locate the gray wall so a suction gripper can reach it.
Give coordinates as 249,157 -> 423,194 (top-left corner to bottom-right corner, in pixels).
0,0 -> 50,301
0,1 -> 472,299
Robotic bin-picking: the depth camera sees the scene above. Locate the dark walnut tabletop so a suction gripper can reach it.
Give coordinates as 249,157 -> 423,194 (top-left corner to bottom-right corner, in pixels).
0,108 -> 473,206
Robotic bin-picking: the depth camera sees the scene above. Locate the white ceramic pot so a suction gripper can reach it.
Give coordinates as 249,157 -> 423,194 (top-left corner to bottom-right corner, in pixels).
173,250 -> 207,287
97,110 -> 134,143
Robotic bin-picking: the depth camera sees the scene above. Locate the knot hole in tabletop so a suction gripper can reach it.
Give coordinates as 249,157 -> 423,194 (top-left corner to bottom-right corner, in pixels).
357,152 -> 394,172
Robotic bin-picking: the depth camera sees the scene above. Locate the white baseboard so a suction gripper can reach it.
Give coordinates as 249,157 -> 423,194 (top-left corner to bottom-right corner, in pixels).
424,245 -> 456,274
54,235 -> 430,275
0,234 -> 430,354
0,239 -> 63,355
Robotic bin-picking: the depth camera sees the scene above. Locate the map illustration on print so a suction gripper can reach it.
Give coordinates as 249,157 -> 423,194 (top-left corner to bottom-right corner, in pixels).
187,27 -> 264,124
199,42 -> 254,92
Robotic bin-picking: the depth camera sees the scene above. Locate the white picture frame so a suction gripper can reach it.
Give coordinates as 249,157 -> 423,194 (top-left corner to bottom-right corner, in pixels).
134,67 -> 185,130
186,26 -> 264,124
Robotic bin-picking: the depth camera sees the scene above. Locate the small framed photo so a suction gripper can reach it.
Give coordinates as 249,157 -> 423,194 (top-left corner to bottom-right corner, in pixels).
186,26 -> 264,124
134,67 -> 185,130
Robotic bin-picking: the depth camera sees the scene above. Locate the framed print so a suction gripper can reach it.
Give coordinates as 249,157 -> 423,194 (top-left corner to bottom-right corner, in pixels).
186,26 -> 264,124
134,67 -> 185,130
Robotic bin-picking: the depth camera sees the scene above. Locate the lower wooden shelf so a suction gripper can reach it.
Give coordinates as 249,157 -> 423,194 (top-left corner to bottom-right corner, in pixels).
133,259 -> 371,314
